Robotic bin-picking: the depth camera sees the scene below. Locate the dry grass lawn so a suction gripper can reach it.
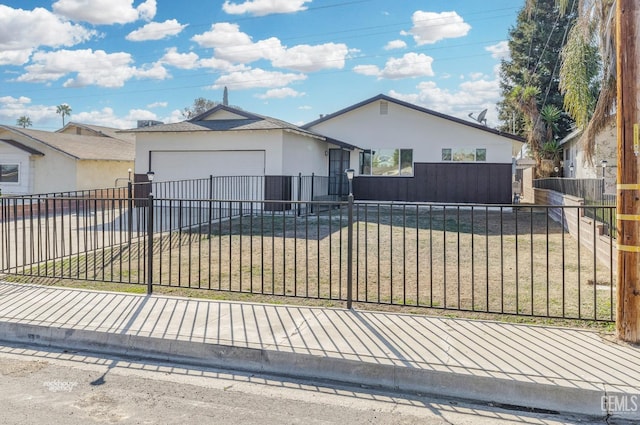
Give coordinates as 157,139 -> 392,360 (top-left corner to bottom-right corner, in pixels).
10,204 -> 615,324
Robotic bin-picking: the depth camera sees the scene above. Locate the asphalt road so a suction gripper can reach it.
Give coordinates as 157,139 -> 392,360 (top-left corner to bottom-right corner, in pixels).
0,342 -> 626,425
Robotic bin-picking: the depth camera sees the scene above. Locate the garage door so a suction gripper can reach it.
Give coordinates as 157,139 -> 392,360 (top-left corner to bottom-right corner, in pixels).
151,150 -> 265,181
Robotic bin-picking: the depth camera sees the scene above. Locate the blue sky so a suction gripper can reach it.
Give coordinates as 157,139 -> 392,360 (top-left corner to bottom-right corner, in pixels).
0,0 -> 521,130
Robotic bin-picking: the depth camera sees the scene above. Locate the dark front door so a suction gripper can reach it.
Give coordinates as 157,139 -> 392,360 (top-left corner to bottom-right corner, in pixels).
328,149 -> 350,196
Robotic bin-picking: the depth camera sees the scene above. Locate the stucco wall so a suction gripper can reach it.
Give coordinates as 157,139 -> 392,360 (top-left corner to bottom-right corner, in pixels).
308,100 -> 520,176
77,160 -> 133,190
135,130 -> 332,178
564,124 -> 616,193
0,144 -> 31,195
281,131 -> 328,176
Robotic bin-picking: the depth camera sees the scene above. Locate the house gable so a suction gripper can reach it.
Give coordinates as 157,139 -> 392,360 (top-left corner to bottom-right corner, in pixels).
305,96 -> 523,164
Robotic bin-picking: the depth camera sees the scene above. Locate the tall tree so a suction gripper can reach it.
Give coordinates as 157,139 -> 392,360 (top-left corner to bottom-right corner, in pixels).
554,0 -> 616,163
498,0 -> 577,169
56,104 -> 72,127
16,116 -> 32,128
182,97 -> 218,119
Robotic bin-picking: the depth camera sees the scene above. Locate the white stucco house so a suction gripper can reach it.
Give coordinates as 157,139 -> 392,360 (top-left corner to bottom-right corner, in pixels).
560,124 -> 616,194
126,105 -> 357,201
0,125 -> 134,195
304,94 -> 525,203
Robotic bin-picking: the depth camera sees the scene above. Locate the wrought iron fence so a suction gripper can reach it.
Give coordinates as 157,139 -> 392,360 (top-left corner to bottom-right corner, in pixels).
0,191 -> 616,322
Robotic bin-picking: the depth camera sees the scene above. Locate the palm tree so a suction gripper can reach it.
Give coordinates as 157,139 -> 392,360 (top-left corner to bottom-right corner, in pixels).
16,116 -> 32,128
543,0 -> 616,163
56,104 -> 72,127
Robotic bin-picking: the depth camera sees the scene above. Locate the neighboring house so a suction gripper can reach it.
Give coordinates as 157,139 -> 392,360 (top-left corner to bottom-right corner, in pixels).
303,94 -> 525,203
126,105 -> 357,199
0,125 -> 134,195
57,122 -> 136,144
560,124 -> 616,193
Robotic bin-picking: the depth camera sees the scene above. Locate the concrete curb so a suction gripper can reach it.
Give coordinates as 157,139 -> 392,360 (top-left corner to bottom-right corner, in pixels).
0,320 -> 621,420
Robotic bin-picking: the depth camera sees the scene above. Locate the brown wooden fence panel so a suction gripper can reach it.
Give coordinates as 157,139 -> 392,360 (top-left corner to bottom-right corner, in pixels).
353,162 -> 513,203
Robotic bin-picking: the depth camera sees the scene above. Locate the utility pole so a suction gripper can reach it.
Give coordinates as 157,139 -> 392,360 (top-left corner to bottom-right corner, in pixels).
616,0 -> 640,342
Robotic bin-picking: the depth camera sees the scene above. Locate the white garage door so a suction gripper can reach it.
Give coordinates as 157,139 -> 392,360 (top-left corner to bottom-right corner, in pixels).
151,150 -> 265,181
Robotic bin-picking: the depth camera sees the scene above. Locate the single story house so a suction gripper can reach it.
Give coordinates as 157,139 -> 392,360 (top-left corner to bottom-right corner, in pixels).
125,105 -> 357,201
303,94 -> 525,203
57,122 -> 136,144
560,124 -> 616,194
0,125 -> 134,195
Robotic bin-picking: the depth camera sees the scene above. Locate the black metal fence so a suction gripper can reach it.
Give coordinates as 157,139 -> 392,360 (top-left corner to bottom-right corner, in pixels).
0,191 -> 616,322
534,177 -> 605,202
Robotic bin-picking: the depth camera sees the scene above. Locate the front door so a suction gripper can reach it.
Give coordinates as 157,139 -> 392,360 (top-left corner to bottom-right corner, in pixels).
328,149 -> 350,196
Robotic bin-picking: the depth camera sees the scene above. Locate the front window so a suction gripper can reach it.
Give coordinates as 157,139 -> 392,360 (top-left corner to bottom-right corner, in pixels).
360,149 -> 413,176
442,148 -> 487,162
0,164 -> 19,183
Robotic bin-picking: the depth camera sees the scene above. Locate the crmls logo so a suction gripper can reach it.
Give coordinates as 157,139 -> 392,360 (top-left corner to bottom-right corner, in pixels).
601,395 -> 639,412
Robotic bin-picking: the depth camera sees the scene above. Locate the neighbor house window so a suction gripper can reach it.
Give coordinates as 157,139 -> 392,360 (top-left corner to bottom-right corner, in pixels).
360,149 -> 413,176
0,164 -> 19,183
441,148 -> 487,162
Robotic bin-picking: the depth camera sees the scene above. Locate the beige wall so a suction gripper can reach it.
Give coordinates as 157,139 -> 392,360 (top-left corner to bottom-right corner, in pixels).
76,160 -> 134,190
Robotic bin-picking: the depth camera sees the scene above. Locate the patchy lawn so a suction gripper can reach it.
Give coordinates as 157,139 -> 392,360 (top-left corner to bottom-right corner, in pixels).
7,204 -> 615,324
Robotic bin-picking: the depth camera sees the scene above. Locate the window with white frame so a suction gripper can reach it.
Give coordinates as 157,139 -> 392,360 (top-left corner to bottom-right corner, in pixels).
0,164 -> 19,183
359,149 -> 413,176
441,148 -> 486,162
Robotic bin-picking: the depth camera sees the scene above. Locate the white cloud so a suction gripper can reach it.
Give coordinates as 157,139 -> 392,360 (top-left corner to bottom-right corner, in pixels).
198,57 -> 249,72
16,49 -> 166,87
352,64 -> 380,77
222,0 -> 311,16
354,53 -> 434,80
160,47 -> 199,69
0,96 -> 58,126
147,101 -> 167,108
486,41 -> 510,60
298,105 -> 312,110
52,0 -> 157,25
135,62 -> 168,80
384,40 -> 407,50
256,87 -> 305,99
389,77 -> 501,125
271,43 -> 350,72
192,23 -> 253,48
0,5 -> 95,65
469,72 -> 484,80
193,23 -> 351,72
403,11 -> 471,45
212,68 -> 306,89
164,109 -> 185,124
126,19 -> 187,41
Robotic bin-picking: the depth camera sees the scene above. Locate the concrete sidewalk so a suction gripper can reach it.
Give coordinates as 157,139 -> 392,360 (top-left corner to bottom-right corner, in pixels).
0,281 -> 638,420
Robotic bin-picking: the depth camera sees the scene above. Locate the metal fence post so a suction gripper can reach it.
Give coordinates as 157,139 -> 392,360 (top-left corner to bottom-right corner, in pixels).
209,174 -> 214,223
347,191 -> 354,309
127,181 -> 133,243
310,173 -> 315,214
297,172 -> 302,216
147,192 -> 154,295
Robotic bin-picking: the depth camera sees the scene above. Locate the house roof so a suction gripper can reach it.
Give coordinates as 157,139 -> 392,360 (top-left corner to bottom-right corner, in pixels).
0,125 -> 134,161
0,139 -> 45,156
123,104 -> 359,150
58,122 -> 136,143
303,94 -> 526,144
558,128 -> 582,146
